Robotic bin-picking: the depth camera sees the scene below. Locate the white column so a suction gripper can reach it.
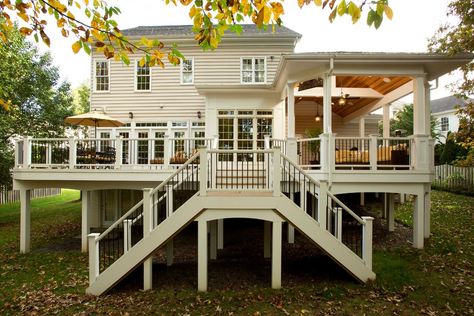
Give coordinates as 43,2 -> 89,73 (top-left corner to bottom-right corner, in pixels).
20,188 -> 31,253
217,219 -> 224,250
413,190 -> 425,249
264,221 -> 271,259
271,221 -> 282,289
197,220 -> 208,292
413,76 -> 429,136
383,104 -> 390,138
142,188 -> 153,291
322,74 -> 333,134
287,82 -> 295,138
209,220 -> 217,260
387,193 -> 395,232
81,190 -> 92,253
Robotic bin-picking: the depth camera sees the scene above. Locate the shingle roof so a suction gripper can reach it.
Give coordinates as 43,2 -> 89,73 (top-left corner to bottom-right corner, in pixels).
122,24 -> 301,39
431,96 -> 471,113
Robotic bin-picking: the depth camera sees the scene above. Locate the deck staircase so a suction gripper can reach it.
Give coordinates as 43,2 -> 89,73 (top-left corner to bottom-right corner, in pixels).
86,149 -> 375,296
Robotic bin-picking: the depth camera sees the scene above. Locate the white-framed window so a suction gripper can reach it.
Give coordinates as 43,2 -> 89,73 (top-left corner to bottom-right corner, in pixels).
181,58 -> 194,84
241,57 -> 266,84
94,60 -> 109,91
440,117 -> 449,131
135,60 -> 151,91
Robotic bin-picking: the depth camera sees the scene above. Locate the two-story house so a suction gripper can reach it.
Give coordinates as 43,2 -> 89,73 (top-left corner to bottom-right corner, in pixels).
431,96 -> 472,142
12,25 -> 473,295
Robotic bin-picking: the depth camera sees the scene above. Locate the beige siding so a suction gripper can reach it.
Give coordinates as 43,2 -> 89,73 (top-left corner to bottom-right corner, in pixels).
295,115 -> 379,138
91,40 -> 295,122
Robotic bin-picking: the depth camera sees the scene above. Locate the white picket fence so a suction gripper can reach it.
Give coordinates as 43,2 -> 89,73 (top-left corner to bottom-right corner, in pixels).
0,187 -> 61,205
433,164 -> 474,193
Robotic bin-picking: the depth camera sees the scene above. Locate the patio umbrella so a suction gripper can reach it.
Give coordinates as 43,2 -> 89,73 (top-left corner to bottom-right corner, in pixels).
64,111 -> 125,138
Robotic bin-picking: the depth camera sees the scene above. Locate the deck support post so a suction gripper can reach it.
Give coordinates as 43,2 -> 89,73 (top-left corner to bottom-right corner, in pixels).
386,193 -> 395,232
217,219 -> 224,250
264,221 -> 271,258
209,220 -> 217,260
142,188 -> 153,291
424,183 -> 431,238
166,241 -> 174,266
413,190 -> 425,249
318,180 -> 328,230
20,188 -> 31,253
81,190 -> 92,252
287,188 -> 295,244
271,221 -> 282,289
165,184 -> 175,265
197,220 -> 208,292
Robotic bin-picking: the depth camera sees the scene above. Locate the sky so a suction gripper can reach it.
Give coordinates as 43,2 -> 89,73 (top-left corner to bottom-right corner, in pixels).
43,0 -> 455,99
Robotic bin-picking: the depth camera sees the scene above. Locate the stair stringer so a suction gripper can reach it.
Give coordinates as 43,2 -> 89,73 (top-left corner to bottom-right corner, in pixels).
273,195 -> 376,283
200,195 -> 375,283
86,194 -> 208,296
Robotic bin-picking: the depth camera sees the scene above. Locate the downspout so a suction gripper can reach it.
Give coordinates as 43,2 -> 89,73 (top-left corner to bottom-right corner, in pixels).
328,56 -> 334,189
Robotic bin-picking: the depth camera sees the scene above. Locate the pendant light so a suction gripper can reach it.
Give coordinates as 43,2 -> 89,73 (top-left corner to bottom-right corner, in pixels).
314,103 -> 322,122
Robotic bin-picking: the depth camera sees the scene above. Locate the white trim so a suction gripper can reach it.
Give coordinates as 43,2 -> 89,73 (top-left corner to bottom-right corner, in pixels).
180,57 -> 194,85
240,57 -> 267,85
134,59 -> 152,92
93,59 -> 110,93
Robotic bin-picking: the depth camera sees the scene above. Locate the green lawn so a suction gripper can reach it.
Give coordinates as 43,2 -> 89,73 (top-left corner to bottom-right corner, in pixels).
0,190 -> 473,315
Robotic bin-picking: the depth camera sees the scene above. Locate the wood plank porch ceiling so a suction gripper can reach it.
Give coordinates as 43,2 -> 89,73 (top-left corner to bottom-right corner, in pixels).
296,76 -> 412,118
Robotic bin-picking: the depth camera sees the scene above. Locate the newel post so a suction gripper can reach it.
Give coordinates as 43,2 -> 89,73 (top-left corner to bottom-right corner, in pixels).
23,136 -> 32,168
264,135 -> 271,150
319,134 -> 329,173
69,137 -> 76,169
199,147 -> 208,196
361,216 -> 373,270
115,136 -> 123,168
163,134 -> 171,168
369,134 -> 378,171
273,147 -> 281,196
88,233 -> 100,284
286,138 -> 297,162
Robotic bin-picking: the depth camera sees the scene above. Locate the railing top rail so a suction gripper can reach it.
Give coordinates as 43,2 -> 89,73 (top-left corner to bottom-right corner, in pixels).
377,136 -> 414,140
97,200 -> 144,242
297,137 -> 321,142
269,138 -> 286,141
207,149 -> 274,154
327,191 -> 364,225
150,152 -> 201,195
28,138 -> 71,141
333,137 -> 371,140
280,153 -> 320,188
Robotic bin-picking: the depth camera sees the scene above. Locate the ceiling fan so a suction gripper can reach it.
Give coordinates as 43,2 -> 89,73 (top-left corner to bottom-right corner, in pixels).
337,90 -> 360,106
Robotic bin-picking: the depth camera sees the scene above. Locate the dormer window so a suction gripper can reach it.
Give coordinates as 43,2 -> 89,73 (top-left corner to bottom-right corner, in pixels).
136,61 -> 151,91
95,61 -> 109,91
241,57 -> 266,84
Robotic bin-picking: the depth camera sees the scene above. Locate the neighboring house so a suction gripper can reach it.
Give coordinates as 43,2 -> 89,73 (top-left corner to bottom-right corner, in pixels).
431,96 -> 472,141
11,25 -> 473,296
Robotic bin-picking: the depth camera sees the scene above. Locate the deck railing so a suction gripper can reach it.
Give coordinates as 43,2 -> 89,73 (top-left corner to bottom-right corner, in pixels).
15,136 -> 214,170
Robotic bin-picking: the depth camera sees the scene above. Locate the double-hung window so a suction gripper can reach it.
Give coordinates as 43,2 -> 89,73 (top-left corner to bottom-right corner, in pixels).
440,117 -> 449,131
136,61 -> 151,91
95,61 -> 109,91
241,57 -> 266,84
181,58 -> 194,84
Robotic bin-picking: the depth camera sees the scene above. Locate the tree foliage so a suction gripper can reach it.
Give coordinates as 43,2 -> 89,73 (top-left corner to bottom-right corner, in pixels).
0,26 -> 74,186
429,0 -> 474,164
0,0 -> 392,69
379,104 -> 438,138
72,82 -> 90,114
